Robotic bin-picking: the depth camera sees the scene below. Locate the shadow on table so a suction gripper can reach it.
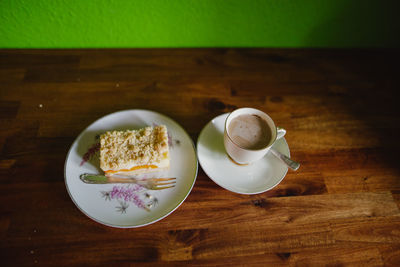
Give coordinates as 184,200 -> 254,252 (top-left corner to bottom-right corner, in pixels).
301,0 -> 400,176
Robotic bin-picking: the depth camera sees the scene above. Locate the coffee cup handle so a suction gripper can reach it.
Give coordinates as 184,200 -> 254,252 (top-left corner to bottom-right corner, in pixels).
277,127 -> 286,140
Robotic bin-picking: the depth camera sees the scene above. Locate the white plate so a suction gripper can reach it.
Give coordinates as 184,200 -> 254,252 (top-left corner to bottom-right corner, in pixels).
64,110 -> 198,228
197,113 -> 289,194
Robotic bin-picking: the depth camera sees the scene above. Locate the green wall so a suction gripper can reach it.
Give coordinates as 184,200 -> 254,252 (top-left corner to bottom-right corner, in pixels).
0,0 -> 399,48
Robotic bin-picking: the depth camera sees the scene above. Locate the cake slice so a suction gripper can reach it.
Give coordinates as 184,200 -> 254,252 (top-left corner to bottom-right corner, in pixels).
100,125 -> 170,177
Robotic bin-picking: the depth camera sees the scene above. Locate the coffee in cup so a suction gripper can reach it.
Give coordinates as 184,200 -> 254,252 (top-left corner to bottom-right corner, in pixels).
228,114 -> 272,150
224,108 -> 286,164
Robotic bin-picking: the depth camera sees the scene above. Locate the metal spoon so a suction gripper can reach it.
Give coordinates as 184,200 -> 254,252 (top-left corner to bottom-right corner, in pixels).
270,148 -> 300,171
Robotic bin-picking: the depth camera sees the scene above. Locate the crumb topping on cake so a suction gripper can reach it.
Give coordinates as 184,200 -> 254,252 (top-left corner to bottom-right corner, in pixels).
100,125 -> 169,171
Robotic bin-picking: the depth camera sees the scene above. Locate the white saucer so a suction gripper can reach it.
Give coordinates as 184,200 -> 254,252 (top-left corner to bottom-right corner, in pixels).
197,113 -> 289,194
64,110 -> 198,228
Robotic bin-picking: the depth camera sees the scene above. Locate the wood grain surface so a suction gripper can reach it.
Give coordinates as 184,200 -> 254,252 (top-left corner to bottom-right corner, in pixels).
0,49 -> 399,266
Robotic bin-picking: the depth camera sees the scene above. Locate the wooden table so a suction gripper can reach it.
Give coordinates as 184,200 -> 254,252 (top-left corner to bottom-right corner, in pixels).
1,49 -> 399,266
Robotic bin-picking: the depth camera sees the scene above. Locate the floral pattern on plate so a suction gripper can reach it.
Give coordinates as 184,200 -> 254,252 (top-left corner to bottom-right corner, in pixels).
79,130 -> 179,214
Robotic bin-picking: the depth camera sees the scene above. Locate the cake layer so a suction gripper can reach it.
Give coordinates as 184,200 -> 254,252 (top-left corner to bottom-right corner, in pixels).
100,125 -> 170,176
104,157 -> 170,176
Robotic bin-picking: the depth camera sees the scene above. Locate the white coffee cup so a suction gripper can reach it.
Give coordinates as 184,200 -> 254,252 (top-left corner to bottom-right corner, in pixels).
224,108 -> 286,164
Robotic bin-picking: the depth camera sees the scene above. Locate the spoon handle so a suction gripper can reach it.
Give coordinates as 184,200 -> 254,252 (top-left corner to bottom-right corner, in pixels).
270,148 -> 300,171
